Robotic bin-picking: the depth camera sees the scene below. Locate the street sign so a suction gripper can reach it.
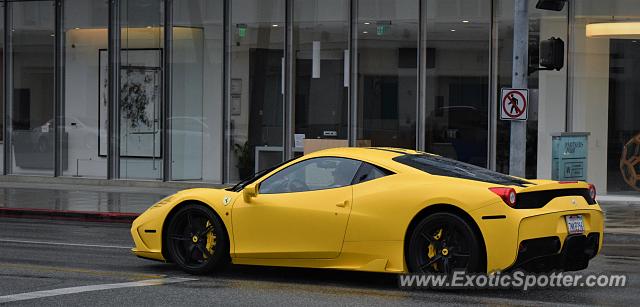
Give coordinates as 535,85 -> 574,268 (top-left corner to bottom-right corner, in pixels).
500,88 -> 528,121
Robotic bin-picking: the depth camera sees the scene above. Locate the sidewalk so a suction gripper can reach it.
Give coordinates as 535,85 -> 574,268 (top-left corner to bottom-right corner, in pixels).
0,181 -> 180,222
0,181 -> 639,235
597,196 -> 640,237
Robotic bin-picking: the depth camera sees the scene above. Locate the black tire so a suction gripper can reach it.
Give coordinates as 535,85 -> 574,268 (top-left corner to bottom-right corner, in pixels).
165,204 -> 229,275
406,212 -> 483,274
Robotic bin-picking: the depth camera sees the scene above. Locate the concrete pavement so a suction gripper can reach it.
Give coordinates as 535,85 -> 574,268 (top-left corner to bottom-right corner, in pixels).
0,217 -> 638,306
0,182 -> 638,305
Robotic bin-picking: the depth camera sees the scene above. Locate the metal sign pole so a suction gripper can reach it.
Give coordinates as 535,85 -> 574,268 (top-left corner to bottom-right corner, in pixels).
509,0 -> 528,177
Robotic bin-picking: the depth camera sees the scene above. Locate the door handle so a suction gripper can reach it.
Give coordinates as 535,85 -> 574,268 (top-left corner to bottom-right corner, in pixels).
336,200 -> 349,208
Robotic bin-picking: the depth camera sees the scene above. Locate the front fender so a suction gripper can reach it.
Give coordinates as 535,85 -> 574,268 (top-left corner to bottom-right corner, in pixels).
130,188 -> 239,261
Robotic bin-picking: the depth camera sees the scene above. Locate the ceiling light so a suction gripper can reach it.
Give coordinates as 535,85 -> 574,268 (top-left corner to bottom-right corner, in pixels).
586,22 -> 640,38
362,31 -> 368,34
450,29 -> 456,32
146,26 -> 152,29
462,20 -> 470,23
364,22 -> 370,25
74,27 -> 80,30
272,24 -> 279,27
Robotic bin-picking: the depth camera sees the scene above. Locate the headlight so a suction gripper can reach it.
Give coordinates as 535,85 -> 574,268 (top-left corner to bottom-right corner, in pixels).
151,195 -> 175,208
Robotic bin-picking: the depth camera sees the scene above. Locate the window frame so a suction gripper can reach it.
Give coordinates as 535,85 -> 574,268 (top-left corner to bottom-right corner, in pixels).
257,156 -> 365,194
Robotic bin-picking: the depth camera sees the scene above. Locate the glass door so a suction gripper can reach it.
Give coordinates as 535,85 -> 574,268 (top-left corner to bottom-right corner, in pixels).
292,0 -> 349,156
62,0 -> 109,178
119,0 -> 164,180
227,0 -> 285,181
8,1 -> 55,175
170,0 -> 224,182
356,0 -> 419,149
423,0 -> 491,167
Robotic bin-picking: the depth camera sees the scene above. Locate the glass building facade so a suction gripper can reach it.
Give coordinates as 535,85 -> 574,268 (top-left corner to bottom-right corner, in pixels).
0,0 -> 639,196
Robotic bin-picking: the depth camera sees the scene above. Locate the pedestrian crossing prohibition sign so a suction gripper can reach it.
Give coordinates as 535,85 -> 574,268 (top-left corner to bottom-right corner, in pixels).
500,88 -> 528,121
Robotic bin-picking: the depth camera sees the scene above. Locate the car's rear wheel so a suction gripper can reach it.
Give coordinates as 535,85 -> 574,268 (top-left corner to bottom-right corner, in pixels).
166,204 -> 228,275
407,212 -> 482,274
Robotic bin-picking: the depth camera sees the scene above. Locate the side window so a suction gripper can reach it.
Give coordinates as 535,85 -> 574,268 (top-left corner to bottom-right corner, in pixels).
259,158 -> 362,194
352,162 -> 393,185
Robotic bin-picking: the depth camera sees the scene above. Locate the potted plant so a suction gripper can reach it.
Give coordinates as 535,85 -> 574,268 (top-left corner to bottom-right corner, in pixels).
233,141 -> 253,179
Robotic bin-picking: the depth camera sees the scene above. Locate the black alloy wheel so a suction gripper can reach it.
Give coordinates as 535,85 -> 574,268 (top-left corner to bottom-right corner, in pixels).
166,204 -> 229,275
407,212 -> 482,274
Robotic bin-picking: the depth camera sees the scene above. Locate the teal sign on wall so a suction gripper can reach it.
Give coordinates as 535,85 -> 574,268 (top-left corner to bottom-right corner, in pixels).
552,132 -> 590,181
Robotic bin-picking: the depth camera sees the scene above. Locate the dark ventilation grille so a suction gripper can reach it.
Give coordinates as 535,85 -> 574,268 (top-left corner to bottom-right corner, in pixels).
516,188 -> 596,209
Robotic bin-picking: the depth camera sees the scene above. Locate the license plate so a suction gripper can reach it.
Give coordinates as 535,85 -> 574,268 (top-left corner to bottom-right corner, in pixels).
565,215 -> 585,234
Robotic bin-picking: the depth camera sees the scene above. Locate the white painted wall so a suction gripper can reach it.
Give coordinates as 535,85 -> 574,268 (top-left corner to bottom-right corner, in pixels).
570,19 -> 610,193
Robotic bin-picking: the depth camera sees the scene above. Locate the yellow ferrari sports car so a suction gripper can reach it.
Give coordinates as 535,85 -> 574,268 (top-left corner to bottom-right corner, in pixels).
131,147 -> 603,275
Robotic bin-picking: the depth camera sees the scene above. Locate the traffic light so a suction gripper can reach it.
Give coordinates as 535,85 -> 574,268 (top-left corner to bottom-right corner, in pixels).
539,37 -> 564,71
535,0 -> 567,11
529,37 -> 564,75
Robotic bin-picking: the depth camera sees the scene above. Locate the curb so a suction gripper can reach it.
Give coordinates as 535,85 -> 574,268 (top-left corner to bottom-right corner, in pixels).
0,208 -> 139,223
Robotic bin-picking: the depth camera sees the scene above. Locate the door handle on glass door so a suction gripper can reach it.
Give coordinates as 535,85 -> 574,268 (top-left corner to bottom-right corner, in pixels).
336,200 -> 349,208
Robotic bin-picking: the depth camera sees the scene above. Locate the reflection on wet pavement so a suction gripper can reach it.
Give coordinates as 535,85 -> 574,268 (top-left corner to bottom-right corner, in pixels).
0,185 -> 173,213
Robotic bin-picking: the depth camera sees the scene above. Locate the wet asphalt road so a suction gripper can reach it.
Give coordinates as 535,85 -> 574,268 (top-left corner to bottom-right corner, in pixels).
0,218 -> 638,306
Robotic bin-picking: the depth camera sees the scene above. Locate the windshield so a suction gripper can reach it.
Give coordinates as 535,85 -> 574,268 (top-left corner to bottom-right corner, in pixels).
226,158 -> 296,192
393,154 -> 531,186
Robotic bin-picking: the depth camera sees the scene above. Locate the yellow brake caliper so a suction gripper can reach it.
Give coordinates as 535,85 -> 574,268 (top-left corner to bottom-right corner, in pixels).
203,221 -> 217,259
427,228 -> 443,259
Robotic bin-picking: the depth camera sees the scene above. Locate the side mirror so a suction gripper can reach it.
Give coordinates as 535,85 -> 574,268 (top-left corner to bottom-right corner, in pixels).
243,183 -> 258,202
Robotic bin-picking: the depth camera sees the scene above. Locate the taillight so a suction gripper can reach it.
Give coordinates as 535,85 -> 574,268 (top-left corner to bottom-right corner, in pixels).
489,187 -> 517,207
588,184 -> 596,201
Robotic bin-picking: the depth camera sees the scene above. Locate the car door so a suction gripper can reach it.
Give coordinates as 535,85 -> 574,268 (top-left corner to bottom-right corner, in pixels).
231,157 -> 362,259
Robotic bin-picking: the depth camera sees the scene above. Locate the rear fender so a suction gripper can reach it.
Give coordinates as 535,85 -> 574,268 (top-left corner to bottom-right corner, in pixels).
470,194 -> 603,272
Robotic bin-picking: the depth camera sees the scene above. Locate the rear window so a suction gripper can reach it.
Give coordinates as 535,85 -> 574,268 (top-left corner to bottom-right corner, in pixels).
393,154 -> 530,186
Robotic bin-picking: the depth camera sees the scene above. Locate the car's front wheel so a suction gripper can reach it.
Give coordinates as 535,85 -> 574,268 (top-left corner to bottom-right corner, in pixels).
165,204 -> 229,275
407,212 -> 483,274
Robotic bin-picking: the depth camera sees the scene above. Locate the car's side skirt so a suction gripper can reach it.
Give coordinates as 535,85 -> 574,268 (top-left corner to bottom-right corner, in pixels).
231,240 -> 406,273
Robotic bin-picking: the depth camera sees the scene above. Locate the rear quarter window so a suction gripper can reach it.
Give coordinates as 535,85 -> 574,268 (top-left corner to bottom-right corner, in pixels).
351,162 -> 394,185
